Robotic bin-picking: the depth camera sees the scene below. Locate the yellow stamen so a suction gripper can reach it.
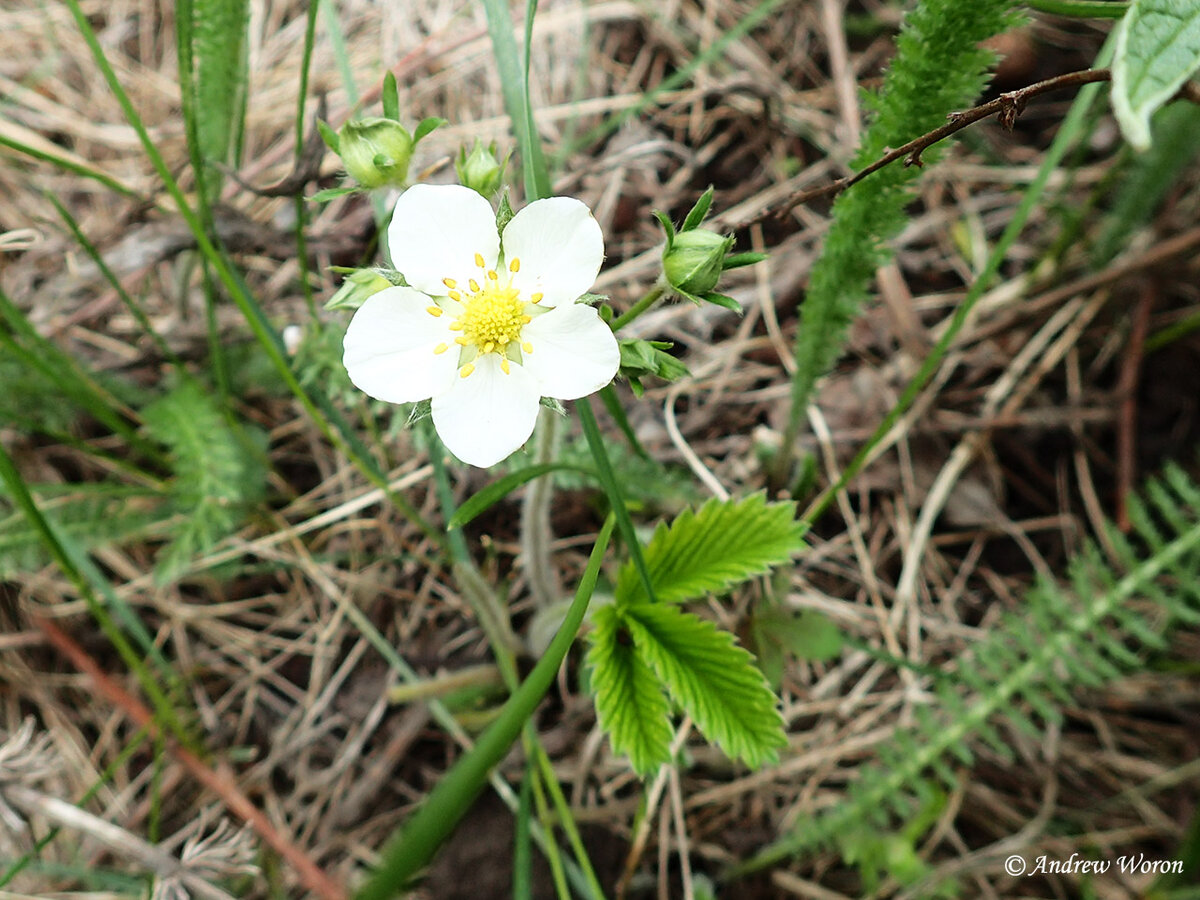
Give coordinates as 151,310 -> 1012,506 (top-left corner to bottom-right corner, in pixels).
522,341 -> 533,354
487,270 -> 498,281
500,358 -> 510,374
531,292 -> 544,304
460,363 -> 475,378
449,321 -> 464,331
474,253 -> 485,268
443,277 -> 457,289
433,343 -> 449,355
521,315 -> 532,323
455,336 -> 469,345
509,258 -> 520,273
469,278 -> 481,292
426,305 -> 443,317
448,290 -> 462,302
483,341 -> 494,353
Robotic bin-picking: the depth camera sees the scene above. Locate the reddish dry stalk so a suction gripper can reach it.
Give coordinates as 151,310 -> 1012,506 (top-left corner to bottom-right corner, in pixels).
769,68 -> 1114,218
1116,281 -> 1156,531
32,615 -> 349,900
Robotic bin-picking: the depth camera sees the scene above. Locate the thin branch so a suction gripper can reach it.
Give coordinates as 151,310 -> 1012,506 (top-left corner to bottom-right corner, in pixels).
772,68 -> 1113,218
33,615 -> 348,900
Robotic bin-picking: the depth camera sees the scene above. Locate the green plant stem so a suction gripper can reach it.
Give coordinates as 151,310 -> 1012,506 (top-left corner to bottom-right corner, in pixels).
610,283 -> 667,332
353,517 -> 614,899
1024,0 -> 1128,16
801,36 -> 1115,526
294,0 -> 320,319
575,397 -> 657,604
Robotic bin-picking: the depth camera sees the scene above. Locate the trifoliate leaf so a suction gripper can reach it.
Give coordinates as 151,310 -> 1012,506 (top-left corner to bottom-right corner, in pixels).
614,493 -> 806,606
587,604 -> 673,776
1112,0 -> 1200,150
623,603 -> 786,768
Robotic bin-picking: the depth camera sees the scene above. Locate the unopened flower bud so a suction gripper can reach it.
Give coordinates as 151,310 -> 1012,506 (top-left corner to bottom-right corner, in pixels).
662,229 -> 734,296
455,140 -> 505,197
337,118 -> 414,189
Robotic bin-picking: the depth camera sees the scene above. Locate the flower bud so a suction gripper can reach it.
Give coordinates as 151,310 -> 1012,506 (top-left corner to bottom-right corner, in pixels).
662,229 -> 734,296
337,118 -> 414,189
455,140 -> 505,197
325,268 -> 393,311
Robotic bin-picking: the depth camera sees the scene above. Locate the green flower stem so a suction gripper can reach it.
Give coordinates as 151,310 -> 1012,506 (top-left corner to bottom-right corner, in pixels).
1024,0 -> 1128,16
353,517 -> 614,899
610,283 -> 667,332
575,398 -> 657,604
427,426 -> 522,682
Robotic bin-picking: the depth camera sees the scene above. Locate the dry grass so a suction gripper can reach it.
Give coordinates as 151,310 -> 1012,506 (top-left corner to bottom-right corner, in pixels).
1,0 -> 1199,898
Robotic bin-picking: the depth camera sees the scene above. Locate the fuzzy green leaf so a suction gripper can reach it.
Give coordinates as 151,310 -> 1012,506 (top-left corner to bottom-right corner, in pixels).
614,493 -> 805,606
177,0 -> 250,195
142,381 -> 266,583
1112,0 -> 1200,150
623,603 -> 786,768
586,605 -> 673,776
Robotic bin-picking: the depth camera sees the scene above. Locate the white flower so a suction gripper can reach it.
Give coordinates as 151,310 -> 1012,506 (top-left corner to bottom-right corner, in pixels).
343,183 -> 619,467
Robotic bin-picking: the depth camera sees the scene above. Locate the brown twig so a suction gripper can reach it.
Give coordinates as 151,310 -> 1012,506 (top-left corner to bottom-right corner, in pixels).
771,68 -> 1114,218
32,615 -> 349,900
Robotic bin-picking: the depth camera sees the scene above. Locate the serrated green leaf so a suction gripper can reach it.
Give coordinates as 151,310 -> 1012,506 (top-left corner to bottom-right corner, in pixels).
615,493 -> 806,606
1112,0 -> 1200,150
587,605 -> 674,776
623,603 -> 786,768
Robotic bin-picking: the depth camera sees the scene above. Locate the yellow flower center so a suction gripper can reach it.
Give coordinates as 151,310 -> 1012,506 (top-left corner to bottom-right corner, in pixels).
429,254 -> 543,377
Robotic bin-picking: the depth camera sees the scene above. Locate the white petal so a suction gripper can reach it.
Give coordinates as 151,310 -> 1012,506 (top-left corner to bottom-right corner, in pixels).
431,355 -> 541,467
521,303 -> 619,400
502,197 -> 603,307
387,184 -> 500,295
343,286 -> 458,403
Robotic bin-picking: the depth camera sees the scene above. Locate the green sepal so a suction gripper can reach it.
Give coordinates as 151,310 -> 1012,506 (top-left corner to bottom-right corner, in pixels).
309,185 -> 358,203
681,186 -> 715,232
496,189 -> 515,234
317,119 -> 340,153
701,292 -> 743,313
413,116 -> 447,144
382,71 -> 400,121
722,251 -> 767,270
405,399 -> 432,426
653,210 -> 676,249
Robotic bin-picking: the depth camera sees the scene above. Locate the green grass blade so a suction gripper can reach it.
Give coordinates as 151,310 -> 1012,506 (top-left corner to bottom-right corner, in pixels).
481,0 -> 551,199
